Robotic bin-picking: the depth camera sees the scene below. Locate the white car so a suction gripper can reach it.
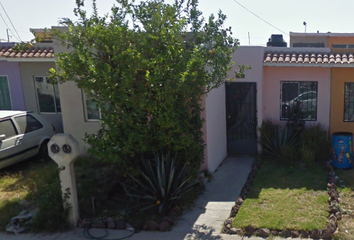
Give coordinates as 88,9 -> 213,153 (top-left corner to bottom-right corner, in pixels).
0,111 -> 56,170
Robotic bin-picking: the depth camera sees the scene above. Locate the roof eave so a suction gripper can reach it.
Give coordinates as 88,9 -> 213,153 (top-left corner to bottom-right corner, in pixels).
263,63 -> 354,68
1,58 -> 55,62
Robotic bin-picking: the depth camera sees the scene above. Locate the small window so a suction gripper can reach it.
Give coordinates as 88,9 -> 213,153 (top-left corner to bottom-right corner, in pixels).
280,81 -> 318,121
83,91 -> 101,121
344,83 -> 354,122
34,76 -> 61,113
332,44 -> 354,49
0,119 -> 17,139
14,115 -> 43,133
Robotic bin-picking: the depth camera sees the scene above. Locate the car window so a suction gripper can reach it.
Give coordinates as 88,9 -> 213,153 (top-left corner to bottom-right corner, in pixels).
14,115 -> 43,133
0,119 -> 17,139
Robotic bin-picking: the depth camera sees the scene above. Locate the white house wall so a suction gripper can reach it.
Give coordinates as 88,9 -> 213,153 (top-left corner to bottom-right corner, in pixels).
57,81 -> 101,152
205,84 -> 227,173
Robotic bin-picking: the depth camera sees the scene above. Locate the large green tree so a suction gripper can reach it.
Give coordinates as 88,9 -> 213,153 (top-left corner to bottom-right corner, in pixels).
51,0 -> 237,171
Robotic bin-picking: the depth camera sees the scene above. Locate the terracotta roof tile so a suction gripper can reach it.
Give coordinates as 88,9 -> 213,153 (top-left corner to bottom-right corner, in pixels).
0,46 -> 54,59
264,51 -> 354,65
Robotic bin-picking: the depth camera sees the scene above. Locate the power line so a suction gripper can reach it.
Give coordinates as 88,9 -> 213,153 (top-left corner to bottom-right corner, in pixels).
231,0 -> 288,36
0,2 -> 21,41
0,11 -> 19,41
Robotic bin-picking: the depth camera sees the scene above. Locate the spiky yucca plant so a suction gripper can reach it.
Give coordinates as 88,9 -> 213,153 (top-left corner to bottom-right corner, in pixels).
124,151 -> 199,213
261,125 -> 299,158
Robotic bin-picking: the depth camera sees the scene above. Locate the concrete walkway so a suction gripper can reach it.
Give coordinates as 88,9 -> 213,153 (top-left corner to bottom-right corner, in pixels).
0,157 -> 299,240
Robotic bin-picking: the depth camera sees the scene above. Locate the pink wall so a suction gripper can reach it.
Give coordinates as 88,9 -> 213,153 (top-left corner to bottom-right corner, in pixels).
263,66 -> 331,130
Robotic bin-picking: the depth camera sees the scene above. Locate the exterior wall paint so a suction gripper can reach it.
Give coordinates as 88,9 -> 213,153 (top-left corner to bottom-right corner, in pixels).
328,37 -> 354,47
230,46 -> 264,152
0,61 -> 25,110
290,36 -> 328,47
19,62 -> 63,133
205,84 -> 227,172
330,68 -> 354,135
263,67 -> 331,130
58,81 -> 101,152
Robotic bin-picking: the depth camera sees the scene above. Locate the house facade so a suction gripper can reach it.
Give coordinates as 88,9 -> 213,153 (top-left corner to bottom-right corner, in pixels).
0,39 -> 63,132
53,30 -> 354,173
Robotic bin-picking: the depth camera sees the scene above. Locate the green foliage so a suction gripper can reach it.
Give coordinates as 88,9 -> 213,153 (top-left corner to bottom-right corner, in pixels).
235,65 -> 251,78
50,0 -> 237,171
298,124 -> 331,163
28,163 -> 70,232
0,160 -> 70,233
259,121 -> 298,160
123,151 -> 199,213
299,143 -> 316,165
260,120 -> 331,164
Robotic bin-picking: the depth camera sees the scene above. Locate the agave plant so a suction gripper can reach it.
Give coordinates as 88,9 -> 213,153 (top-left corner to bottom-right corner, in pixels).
124,151 -> 199,213
261,125 -> 299,158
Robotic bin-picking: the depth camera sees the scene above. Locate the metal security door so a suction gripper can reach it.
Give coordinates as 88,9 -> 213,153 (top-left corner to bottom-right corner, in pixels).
226,82 -> 257,155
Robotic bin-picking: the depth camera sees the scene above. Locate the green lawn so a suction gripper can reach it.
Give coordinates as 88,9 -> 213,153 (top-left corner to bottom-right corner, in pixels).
232,160 -> 329,231
333,168 -> 354,240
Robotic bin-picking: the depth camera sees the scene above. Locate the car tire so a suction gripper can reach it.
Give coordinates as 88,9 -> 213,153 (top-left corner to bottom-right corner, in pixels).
38,140 -> 50,161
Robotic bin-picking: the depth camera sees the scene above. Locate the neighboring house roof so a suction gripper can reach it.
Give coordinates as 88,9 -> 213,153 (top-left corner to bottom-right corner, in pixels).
264,51 -> 354,67
0,46 -> 54,60
0,42 -> 54,62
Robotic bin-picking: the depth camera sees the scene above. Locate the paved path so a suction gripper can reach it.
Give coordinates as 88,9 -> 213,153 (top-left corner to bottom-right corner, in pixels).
0,157 -> 301,240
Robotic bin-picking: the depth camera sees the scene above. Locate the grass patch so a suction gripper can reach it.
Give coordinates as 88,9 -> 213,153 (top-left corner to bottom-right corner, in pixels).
232,160 -> 329,231
0,158 -> 70,232
333,168 -> 354,240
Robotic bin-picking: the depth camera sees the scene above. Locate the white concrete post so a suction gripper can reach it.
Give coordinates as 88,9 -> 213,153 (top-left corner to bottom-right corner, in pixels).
48,134 -> 80,227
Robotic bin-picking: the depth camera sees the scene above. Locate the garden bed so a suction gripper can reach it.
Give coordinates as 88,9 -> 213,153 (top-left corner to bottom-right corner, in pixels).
223,159 -> 340,239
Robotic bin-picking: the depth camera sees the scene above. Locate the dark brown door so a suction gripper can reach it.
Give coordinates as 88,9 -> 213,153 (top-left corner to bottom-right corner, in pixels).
226,82 -> 257,155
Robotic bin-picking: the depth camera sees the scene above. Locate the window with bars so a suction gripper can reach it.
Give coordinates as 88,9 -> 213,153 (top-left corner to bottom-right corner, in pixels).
344,83 -> 354,122
280,81 -> 318,121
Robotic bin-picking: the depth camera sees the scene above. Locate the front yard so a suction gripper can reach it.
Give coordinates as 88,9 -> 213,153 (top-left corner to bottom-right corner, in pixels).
232,160 -> 329,233
333,168 -> 354,240
0,157 -> 69,232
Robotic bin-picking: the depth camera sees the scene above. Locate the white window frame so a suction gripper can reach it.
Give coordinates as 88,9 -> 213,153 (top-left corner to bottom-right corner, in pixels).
82,91 -> 101,122
34,76 -> 61,114
0,75 -> 12,110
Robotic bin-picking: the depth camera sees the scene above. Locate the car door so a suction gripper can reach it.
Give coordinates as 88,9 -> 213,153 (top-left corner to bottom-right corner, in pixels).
0,118 -> 23,169
13,114 -> 44,159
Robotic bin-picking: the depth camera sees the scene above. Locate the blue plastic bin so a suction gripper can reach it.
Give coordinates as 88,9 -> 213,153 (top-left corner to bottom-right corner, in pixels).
332,132 -> 353,169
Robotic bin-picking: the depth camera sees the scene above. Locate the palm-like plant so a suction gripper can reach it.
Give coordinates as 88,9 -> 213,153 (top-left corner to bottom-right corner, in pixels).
124,151 -> 199,213
261,126 -> 299,157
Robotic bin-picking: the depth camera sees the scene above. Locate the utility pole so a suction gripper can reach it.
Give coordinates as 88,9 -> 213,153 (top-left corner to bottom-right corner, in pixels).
6,29 -> 10,42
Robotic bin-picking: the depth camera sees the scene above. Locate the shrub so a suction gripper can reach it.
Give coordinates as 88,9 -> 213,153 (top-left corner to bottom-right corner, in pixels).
298,124 -> 331,163
123,151 -> 199,214
260,120 -> 331,165
259,120 -> 299,161
50,0 -> 237,175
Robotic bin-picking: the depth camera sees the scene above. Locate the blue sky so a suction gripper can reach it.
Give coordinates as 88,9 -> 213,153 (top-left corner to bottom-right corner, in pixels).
2,0 -> 354,46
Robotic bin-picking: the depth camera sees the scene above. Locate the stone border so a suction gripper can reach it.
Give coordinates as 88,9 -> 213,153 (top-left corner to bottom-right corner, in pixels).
222,159 -> 341,239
